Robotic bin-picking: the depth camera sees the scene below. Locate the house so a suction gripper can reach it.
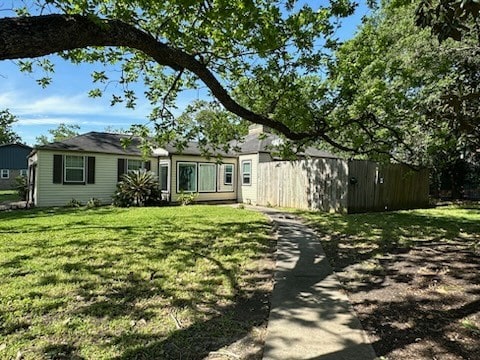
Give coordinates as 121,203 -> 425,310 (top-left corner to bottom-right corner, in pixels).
27,125 -> 430,212
27,125 -> 337,207
0,143 -> 32,190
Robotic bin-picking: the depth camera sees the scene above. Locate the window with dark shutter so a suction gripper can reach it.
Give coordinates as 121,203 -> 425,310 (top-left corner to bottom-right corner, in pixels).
87,157 -> 95,184
53,155 -> 63,184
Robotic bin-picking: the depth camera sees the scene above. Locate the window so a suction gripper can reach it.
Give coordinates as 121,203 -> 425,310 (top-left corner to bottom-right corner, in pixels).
159,162 -> 169,192
54,155 -> 95,184
178,162 -> 197,192
127,159 -> 143,172
198,163 -> 216,192
224,164 -> 233,185
64,155 -> 85,183
20,169 -> 28,177
1,169 -> 9,179
242,160 -> 251,185
117,158 -> 150,181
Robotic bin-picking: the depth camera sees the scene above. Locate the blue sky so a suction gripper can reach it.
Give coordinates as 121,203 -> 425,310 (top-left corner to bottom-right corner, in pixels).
0,1 -> 370,146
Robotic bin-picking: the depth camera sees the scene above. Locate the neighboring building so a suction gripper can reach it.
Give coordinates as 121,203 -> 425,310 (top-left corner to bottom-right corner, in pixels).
27,125 -> 336,207
0,143 -> 32,190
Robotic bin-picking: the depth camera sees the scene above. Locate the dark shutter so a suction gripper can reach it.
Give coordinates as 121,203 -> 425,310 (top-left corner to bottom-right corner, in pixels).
117,158 -> 126,181
53,155 -> 63,184
87,156 -> 95,184
145,160 -> 151,171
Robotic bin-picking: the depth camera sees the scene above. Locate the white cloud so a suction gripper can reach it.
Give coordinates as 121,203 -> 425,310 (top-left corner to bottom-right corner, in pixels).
16,117 -> 76,126
0,90 -> 150,119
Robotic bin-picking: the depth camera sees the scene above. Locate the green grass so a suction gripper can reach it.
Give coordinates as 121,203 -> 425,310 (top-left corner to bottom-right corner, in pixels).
298,205 -> 480,269
0,189 -> 19,203
0,205 -> 272,359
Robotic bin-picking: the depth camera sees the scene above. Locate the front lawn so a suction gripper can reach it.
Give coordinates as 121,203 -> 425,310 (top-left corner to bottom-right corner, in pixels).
300,205 -> 480,360
0,205 -> 273,359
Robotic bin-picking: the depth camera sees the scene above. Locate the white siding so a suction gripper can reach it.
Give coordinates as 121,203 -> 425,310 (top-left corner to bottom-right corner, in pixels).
35,150 -> 158,207
170,154 -> 237,203
237,154 -> 259,204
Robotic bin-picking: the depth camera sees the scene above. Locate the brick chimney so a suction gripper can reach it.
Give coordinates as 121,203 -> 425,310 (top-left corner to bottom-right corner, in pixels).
248,124 -> 271,135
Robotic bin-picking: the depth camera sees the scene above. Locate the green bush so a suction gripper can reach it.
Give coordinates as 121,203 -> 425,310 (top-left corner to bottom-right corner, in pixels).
86,198 -> 101,208
14,175 -> 28,201
66,198 -> 82,207
113,170 -> 162,207
177,191 -> 198,206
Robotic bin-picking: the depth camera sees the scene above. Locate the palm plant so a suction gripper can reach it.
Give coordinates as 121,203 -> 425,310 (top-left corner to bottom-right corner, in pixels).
113,170 -> 161,207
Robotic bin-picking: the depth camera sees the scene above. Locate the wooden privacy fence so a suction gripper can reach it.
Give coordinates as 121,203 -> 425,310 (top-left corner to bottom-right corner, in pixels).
257,158 -> 348,212
347,160 -> 429,213
256,159 -> 429,213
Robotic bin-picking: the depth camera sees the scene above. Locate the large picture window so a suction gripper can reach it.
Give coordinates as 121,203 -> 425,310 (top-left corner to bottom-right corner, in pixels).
224,164 -> 233,185
242,160 -> 252,185
64,155 -> 85,183
178,162 -> 197,192
198,163 -> 216,192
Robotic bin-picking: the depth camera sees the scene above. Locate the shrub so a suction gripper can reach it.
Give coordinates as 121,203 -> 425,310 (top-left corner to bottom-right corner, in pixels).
14,175 -> 28,201
113,170 -> 162,207
66,198 -> 82,207
177,191 -> 198,206
86,198 -> 101,208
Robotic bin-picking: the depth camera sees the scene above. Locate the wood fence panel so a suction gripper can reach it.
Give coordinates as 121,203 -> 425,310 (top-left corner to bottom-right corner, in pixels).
257,159 -> 348,212
257,159 -> 428,213
347,160 -> 429,213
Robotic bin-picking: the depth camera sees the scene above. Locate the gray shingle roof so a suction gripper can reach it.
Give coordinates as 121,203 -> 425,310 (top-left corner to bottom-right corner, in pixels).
34,131 -> 339,159
36,132 -> 145,155
34,132 -> 235,157
232,132 -> 339,159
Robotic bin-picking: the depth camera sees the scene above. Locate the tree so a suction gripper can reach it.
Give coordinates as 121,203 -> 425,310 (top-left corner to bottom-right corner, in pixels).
2,1 -> 476,163
416,0 -> 480,42
0,0 -> 386,156
329,0 -> 479,196
36,123 -> 80,145
0,109 -> 21,144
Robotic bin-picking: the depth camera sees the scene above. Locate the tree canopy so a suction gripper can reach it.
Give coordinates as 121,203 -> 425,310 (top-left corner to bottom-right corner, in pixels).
36,123 -> 81,145
0,109 -> 21,144
0,0 -> 478,163
416,0 -> 480,42
329,0 -> 479,162
0,0 -> 359,150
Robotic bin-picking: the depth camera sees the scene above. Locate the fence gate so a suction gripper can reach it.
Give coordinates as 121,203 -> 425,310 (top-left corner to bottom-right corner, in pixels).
347,160 -> 429,213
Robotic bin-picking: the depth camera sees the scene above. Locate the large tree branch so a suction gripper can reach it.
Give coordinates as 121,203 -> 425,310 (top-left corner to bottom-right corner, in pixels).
0,14 -> 311,140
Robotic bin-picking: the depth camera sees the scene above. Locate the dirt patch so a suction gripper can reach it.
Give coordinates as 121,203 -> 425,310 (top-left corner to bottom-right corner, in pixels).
327,239 -> 480,360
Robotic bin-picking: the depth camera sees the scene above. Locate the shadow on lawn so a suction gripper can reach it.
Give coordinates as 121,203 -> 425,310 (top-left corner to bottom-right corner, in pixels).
0,207 -> 274,360
0,205 -> 122,222
300,208 -> 480,359
78,222 -> 272,359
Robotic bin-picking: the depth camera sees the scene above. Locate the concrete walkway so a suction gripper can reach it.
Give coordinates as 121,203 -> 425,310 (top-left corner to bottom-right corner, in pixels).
257,207 -> 376,360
